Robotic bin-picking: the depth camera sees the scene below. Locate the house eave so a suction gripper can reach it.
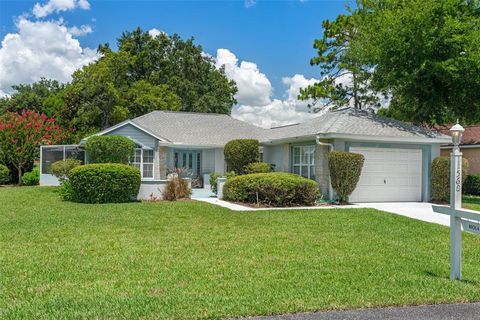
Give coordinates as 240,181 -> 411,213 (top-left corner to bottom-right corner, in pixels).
317,133 -> 451,144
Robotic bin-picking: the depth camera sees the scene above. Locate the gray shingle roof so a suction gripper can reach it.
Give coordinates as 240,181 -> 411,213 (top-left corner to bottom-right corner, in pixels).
132,111 -> 268,147
130,108 -> 448,147
267,108 -> 449,142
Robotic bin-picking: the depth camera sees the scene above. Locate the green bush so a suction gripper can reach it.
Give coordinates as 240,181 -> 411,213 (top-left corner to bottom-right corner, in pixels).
464,174 -> 480,196
224,139 -> 259,174
244,162 -> 272,174
51,159 -> 82,183
209,171 -> 236,194
68,164 -> 141,203
21,166 -> 40,186
0,164 -> 10,184
223,172 -> 319,207
163,177 -> 192,201
85,135 -> 135,164
209,172 -> 221,194
328,151 -> 365,203
432,156 -> 469,201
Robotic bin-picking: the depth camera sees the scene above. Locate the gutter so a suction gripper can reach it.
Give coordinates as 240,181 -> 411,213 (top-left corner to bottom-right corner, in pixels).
315,135 -> 334,201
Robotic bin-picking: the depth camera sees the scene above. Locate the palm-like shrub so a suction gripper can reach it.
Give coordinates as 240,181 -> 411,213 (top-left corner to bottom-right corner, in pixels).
163,177 -> 192,201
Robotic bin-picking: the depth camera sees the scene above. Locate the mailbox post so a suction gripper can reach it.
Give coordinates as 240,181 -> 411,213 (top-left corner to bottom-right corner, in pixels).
449,122 -> 464,280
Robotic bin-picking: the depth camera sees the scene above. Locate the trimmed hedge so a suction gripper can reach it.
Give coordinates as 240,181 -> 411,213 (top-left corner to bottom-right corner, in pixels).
464,174 -> 480,196
245,162 -> 272,174
68,164 -> 141,203
223,172 -> 319,207
51,159 -> 82,183
21,166 -> 40,186
224,139 -> 259,174
431,156 -> 469,201
0,164 -> 9,184
328,151 -> 365,203
85,135 -> 135,164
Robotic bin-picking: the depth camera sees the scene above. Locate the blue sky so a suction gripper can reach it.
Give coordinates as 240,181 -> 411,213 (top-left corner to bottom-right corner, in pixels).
0,0 -> 353,127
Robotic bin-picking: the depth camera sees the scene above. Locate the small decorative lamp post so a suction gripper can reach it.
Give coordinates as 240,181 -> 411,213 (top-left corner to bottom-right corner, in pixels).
449,120 -> 464,280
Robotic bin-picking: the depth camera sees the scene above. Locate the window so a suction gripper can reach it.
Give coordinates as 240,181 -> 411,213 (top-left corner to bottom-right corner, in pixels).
292,145 -> 315,180
132,148 -> 154,179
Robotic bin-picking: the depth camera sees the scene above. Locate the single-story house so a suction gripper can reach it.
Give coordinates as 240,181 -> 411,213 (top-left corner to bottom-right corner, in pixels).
436,125 -> 480,174
40,107 -> 450,202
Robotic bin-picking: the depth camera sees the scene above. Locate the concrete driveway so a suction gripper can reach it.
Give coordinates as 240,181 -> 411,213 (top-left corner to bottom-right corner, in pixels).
246,302 -> 480,320
356,202 -> 450,226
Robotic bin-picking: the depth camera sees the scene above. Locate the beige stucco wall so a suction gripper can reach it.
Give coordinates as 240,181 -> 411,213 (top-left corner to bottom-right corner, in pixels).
441,147 -> 480,174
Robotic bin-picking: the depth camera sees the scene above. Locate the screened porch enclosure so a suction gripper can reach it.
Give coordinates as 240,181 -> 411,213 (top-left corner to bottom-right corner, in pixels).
40,145 -> 86,186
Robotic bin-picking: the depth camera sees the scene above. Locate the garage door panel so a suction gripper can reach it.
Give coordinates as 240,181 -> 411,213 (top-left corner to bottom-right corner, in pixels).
349,147 -> 422,202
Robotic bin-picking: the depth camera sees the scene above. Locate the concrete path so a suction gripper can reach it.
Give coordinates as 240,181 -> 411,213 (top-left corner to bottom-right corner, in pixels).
355,202 -> 450,226
246,302 -> 480,320
195,197 -> 449,227
194,197 -> 362,211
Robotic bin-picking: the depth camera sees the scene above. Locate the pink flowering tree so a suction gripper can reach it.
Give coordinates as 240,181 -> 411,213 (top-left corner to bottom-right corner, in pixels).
0,110 -> 68,183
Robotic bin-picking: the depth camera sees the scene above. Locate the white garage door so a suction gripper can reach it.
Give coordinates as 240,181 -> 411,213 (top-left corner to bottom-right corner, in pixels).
349,147 -> 422,202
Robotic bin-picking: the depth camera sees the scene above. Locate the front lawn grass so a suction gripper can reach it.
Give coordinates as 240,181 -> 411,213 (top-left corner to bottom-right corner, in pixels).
463,195 -> 480,211
1,187 -> 480,319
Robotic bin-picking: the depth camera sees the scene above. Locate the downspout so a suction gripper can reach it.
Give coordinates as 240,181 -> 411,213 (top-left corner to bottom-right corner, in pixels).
315,135 -> 334,200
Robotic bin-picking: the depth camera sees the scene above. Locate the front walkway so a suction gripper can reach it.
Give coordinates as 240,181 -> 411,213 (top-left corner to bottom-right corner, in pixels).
246,302 -> 480,320
194,195 -> 449,227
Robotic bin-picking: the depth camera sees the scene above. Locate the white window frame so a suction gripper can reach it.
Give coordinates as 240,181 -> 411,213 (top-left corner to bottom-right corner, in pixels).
132,148 -> 155,180
291,145 -> 316,180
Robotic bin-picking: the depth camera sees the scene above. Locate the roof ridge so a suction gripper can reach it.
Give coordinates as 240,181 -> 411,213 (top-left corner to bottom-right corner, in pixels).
154,110 -> 226,116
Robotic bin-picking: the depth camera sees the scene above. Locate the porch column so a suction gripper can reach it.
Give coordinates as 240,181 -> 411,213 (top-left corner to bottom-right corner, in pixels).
315,144 -> 331,199
158,146 -> 168,179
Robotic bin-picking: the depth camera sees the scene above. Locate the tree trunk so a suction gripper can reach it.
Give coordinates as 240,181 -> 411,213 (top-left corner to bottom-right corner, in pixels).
17,166 -> 22,185
352,70 -> 359,109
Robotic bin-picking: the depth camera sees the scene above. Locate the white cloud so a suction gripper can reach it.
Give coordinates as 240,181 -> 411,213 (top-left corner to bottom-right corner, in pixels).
232,74 -> 320,128
32,0 -> 90,18
245,0 -> 257,8
214,49 -> 320,128
68,24 -> 92,36
148,28 -> 164,38
215,48 -> 272,107
0,17 -> 98,96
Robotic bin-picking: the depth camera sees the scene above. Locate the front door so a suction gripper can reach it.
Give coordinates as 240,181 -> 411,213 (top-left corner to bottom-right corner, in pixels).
174,150 -> 201,176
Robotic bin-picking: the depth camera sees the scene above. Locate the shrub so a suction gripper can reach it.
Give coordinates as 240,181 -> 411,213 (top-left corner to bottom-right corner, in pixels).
68,164 -> 141,203
223,172 -> 319,207
85,135 -> 135,164
209,172 -> 221,194
464,174 -> 480,196
21,166 -> 40,186
245,162 -> 272,174
163,177 -> 192,201
328,151 -> 365,203
209,171 -> 236,194
432,156 -> 469,201
0,164 -> 9,184
224,139 -> 259,174
51,159 -> 82,183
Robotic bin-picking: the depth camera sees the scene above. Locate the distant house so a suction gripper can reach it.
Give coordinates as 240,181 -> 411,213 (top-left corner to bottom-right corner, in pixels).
40,108 -> 449,202
436,125 -> 480,174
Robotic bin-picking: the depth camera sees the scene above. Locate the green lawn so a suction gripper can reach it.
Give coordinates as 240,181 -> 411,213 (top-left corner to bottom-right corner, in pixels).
1,187 -> 480,319
464,195 -> 480,211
